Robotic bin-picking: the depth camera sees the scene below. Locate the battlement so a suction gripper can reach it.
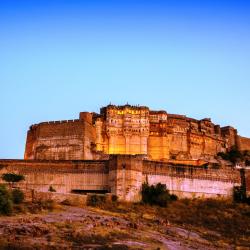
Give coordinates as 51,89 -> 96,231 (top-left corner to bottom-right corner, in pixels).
105,104 -> 149,110
30,119 -> 81,130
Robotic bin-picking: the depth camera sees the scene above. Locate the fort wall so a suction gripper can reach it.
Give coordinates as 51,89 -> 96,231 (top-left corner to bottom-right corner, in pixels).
0,159 -> 109,193
0,156 -> 242,201
25,119 -> 96,160
238,136 -> 250,152
143,160 -> 240,198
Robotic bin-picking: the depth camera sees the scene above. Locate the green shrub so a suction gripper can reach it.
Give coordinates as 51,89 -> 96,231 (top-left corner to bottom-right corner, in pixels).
2,173 -> 25,184
87,194 -> 106,207
111,195 -> 118,202
141,183 -> 177,207
233,186 -> 244,202
217,148 -> 244,163
11,189 -> 24,204
37,199 -> 55,211
0,185 -> 13,215
170,194 -> 178,201
217,152 -> 230,161
48,186 -> 56,192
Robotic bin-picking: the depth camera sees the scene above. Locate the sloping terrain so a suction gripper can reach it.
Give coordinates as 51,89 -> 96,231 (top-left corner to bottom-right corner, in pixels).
0,199 -> 249,250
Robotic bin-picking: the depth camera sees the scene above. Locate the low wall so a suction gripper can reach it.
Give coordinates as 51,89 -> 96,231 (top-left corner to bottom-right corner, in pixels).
143,160 -> 240,198
24,190 -> 88,206
0,159 -> 109,193
0,157 -> 243,201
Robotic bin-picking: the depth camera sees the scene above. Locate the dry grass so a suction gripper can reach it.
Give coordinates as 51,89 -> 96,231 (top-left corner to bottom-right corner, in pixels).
97,198 -> 250,247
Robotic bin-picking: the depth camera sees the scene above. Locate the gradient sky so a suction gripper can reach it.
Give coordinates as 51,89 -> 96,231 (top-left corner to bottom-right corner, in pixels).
1,0 -> 250,158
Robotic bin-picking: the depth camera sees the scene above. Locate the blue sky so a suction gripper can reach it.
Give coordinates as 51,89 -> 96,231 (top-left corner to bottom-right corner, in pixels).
1,0 -> 250,158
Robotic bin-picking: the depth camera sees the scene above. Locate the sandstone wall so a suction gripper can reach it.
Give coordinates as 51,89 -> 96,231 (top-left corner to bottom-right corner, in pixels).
147,136 -> 169,160
24,190 -> 88,205
246,170 -> 250,197
108,155 -> 143,202
238,136 -> 250,152
25,105 -> 250,162
0,160 -> 109,193
143,160 -> 241,198
24,118 -> 96,160
0,157 -> 243,201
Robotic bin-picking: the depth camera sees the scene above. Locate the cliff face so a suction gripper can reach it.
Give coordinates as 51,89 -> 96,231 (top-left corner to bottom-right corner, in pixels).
24,104 -> 250,161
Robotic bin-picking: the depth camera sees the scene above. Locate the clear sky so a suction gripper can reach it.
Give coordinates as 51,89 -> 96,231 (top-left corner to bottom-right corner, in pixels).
0,0 -> 250,158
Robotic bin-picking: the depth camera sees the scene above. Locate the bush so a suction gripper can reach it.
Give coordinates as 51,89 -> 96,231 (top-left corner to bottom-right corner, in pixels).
87,194 -> 106,207
111,195 -> 118,202
141,183 -> 177,207
233,186 -> 243,202
170,194 -> 178,201
0,185 -> 13,215
217,152 -> 230,161
61,199 -> 72,206
48,186 -> 56,192
11,189 -> 24,204
2,173 -> 25,183
217,148 -> 244,163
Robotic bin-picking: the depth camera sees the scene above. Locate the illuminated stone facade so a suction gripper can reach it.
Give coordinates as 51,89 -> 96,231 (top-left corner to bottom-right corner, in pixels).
25,104 -> 250,161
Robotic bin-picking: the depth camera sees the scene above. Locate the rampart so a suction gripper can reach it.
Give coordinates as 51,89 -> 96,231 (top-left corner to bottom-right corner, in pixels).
0,159 -> 109,193
0,156 -> 243,201
25,104 -> 249,162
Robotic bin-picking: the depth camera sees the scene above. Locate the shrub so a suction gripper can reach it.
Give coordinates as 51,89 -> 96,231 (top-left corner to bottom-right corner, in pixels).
217,148 -> 244,164
2,173 -> 25,183
38,199 -> 55,211
233,186 -> 245,203
170,194 -> 178,201
0,185 -> 13,215
245,159 -> 250,166
48,186 -> 56,192
11,189 -> 24,204
61,199 -> 72,206
217,152 -> 229,161
87,194 -> 106,207
141,183 -> 177,207
111,195 -> 118,202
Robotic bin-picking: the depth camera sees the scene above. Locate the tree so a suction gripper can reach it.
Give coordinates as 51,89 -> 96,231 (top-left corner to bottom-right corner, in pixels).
1,173 -> 25,188
141,183 -> 177,207
0,184 -> 13,215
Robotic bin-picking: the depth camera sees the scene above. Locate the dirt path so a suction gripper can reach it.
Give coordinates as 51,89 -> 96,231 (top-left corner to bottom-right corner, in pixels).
0,206 -> 230,249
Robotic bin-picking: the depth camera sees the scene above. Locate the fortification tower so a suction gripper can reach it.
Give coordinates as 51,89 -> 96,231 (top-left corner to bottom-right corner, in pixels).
98,104 -> 150,155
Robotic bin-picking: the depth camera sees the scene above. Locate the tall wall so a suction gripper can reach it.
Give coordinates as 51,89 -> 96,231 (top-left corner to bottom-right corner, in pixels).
24,117 -> 96,160
238,136 -> 250,152
167,116 -> 226,160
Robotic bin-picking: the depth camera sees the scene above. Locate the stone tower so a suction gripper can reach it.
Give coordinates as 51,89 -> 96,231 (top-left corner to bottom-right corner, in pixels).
98,105 -> 150,155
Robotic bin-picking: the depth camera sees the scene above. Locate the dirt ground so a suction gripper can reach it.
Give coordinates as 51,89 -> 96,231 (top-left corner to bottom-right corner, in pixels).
0,204 -> 243,250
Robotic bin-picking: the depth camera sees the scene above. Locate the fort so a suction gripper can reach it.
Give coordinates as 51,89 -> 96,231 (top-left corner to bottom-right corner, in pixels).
1,104 -> 250,201
24,104 -> 250,161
